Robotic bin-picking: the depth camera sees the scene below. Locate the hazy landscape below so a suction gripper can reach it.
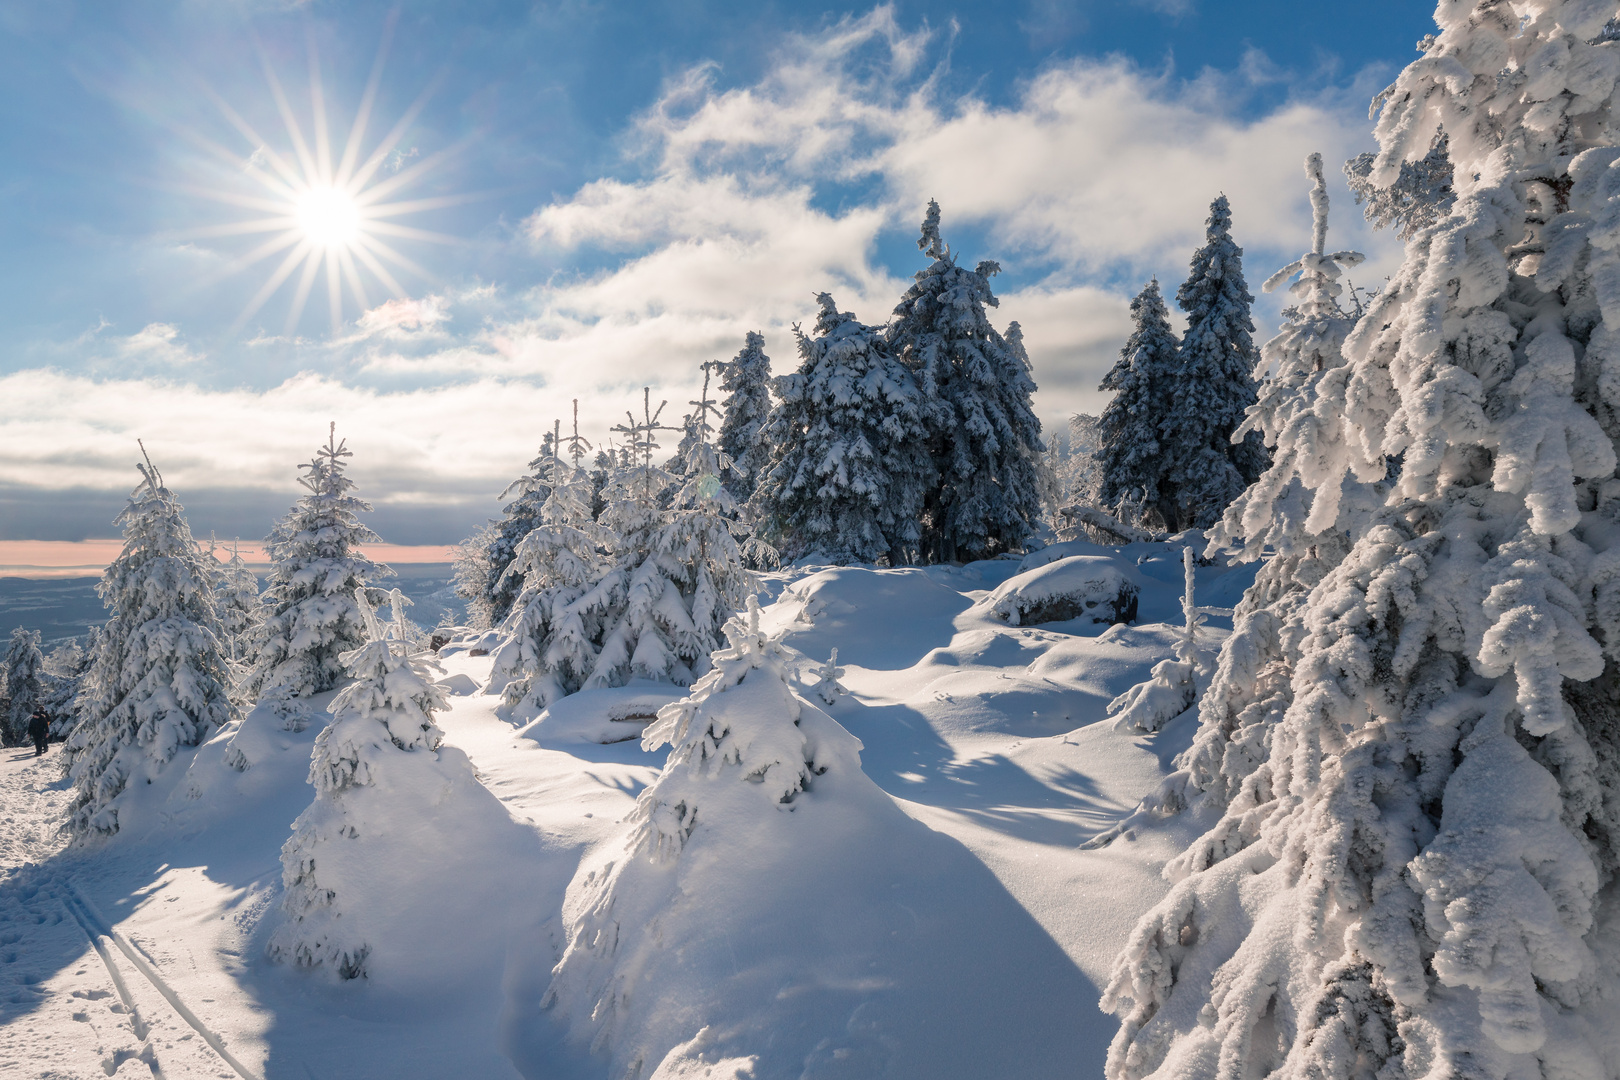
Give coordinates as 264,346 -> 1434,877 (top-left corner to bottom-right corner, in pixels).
0,564 -> 466,647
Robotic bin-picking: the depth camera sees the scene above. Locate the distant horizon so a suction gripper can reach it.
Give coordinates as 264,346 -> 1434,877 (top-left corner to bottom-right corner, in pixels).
0,539 -> 456,580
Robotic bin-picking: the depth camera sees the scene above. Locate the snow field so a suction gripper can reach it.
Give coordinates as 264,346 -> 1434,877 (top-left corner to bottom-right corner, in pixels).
0,542 -> 1253,1077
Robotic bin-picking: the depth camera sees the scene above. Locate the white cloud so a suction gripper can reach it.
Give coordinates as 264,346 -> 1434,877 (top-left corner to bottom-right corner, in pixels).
118,323 -> 204,366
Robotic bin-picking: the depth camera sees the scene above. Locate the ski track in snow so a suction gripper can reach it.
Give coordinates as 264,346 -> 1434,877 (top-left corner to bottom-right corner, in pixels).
0,748 -> 255,1079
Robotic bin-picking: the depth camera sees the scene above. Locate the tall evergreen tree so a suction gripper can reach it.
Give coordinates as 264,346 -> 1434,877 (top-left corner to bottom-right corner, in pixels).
1104,8 -> 1620,1078
576,389 -> 752,690
64,453 -> 236,835
890,200 -> 1046,560
215,538 -> 263,670
2,628 -> 44,746
718,331 -> 776,502
457,429 -> 560,628
269,587 -> 451,980
1158,195 -> 1267,532
1097,279 -> 1179,528
247,426 -> 390,701
487,461 -> 612,717
754,293 -> 931,564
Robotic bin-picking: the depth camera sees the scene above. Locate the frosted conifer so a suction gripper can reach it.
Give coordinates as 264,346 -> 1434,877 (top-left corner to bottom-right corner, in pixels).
1177,154 -> 1375,811
246,426 -> 390,701
3,628 -> 44,746
1345,130 -> 1456,242
718,331 -> 776,502
1104,9 -> 1620,1079
890,201 -> 1046,560
269,588 -> 450,980
1098,280 -> 1179,528
544,596 -> 845,1051
487,461 -> 614,718
581,389 -> 753,690
459,429 -> 560,627
64,454 -> 236,835
755,294 -> 931,564
216,538 -> 263,670
1158,195 -> 1266,532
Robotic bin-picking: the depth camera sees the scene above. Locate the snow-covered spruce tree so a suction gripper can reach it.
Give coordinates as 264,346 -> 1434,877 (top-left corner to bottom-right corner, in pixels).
754,293 -> 932,564
543,596 -> 846,1050
3,628 -> 45,745
1156,195 -> 1267,532
890,201 -> 1046,561
269,587 -> 449,980
580,389 -> 753,690
1346,130 -> 1457,241
718,331 -> 776,502
246,426 -> 390,701
1098,279 -> 1179,529
487,462 -> 614,718
215,538 -> 263,670
64,456 -> 235,835
1175,153 -> 1375,815
458,428 -> 560,628
1103,10 -> 1620,1080
40,638 -> 87,739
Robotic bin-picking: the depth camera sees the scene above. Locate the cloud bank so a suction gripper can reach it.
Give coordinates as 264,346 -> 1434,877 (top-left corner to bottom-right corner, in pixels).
8,7 -> 1403,544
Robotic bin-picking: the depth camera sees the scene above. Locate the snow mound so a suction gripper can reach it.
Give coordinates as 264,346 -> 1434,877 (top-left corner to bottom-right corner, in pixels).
519,683 -> 684,746
979,555 -> 1141,627
538,602 -> 1097,1078
765,566 -> 970,669
436,672 -> 480,696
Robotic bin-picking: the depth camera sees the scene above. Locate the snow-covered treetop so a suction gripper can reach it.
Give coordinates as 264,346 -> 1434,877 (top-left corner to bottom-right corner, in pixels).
312,587 -> 447,797
1260,154 -> 1366,319
1365,1 -> 1620,194
631,595 -> 821,860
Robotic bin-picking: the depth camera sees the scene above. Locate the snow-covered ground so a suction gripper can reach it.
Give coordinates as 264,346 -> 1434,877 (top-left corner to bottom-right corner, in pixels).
0,540 -> 1255,1079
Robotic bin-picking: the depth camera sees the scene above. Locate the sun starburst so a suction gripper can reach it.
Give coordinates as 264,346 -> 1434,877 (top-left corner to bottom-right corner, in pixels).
174,31 -> 472,336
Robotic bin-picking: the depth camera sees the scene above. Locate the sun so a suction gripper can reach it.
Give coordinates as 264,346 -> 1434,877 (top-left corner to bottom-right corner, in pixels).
174,34 -> 472,336
295,186 -> 363,249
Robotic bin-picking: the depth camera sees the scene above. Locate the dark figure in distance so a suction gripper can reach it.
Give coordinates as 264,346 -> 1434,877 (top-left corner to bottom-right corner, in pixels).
27,709 -> 48,757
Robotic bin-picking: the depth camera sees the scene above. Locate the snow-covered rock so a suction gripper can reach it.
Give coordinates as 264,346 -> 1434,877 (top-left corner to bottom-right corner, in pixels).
980,555 -> 1141,627
518,683 -> 683,746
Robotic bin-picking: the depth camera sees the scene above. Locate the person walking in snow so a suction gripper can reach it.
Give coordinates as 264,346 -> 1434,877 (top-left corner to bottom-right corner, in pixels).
27,708 -> 48,756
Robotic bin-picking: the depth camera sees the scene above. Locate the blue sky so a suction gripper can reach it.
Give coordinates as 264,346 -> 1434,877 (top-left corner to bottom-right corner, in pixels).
0,0 -> 1436,546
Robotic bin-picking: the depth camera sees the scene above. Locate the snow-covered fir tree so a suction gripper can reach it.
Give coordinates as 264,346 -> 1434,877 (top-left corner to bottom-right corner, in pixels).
64,454 -> 236,835
269,587 -> 450,980
39,638 -> 87,739
544,596 -> 847,1049
487,460 -> 613,718
579,389 -> 753,690
718,331 -> 776,502
754,293 -> 931,564
1155,194 -> 1267,532
1098,279 -> 1179,528
1175,153 -> 1375,812
2,628 -> 45,746
890,201 -> 1046,560
215,538 -> 263,670
246,426 -> 390,700
457,428 -> 560,628
1104,9 -> 1620,1079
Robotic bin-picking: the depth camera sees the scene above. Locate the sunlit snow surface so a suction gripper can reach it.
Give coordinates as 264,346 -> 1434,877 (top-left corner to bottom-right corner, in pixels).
0,541 -> 1255,1078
